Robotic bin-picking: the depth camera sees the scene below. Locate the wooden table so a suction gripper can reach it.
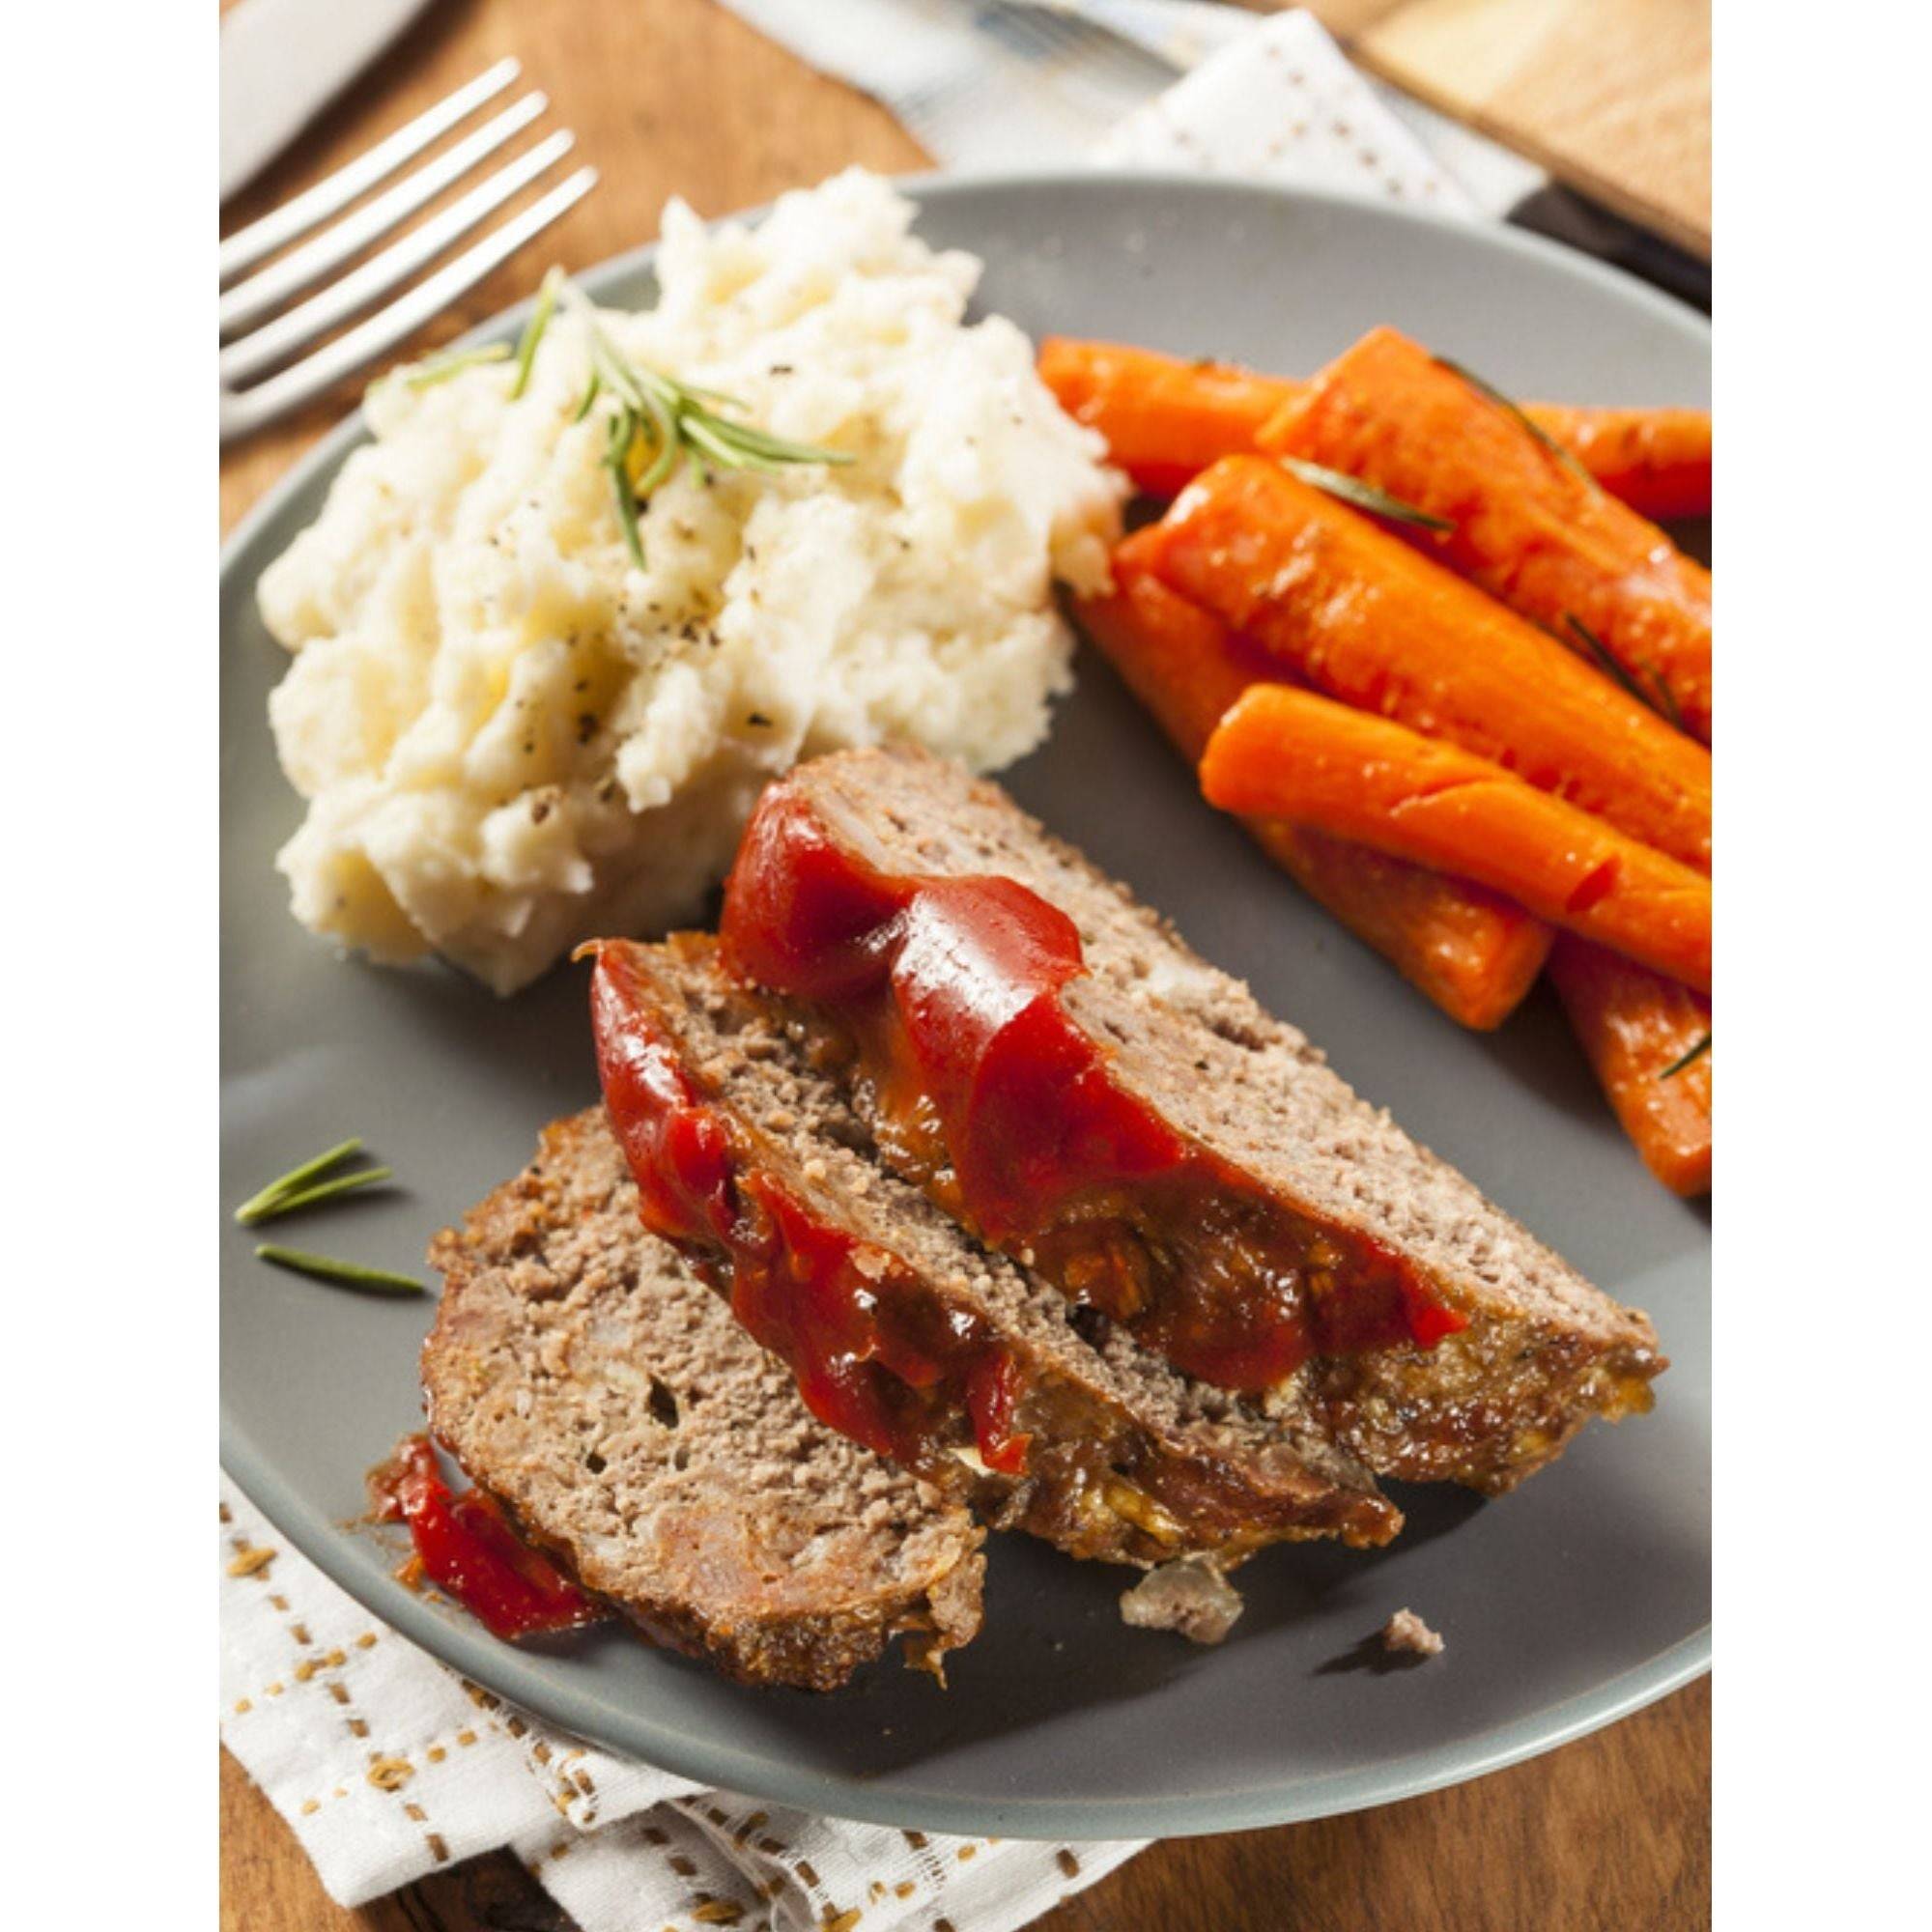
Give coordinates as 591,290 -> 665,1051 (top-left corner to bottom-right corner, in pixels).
219,3 -> 1711,1924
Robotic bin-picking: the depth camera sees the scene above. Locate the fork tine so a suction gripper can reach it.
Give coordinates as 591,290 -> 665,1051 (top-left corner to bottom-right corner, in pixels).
219,165 -> 598,444
219,59 -> 522,284
219,92 -> 549,335
219,130 -> 576,385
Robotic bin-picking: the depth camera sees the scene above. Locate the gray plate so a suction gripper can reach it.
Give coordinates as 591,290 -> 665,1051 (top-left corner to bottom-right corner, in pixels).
221,171 -> 1710,1840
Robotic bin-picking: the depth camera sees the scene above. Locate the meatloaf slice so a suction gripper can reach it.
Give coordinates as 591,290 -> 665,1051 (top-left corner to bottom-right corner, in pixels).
719,746 -> 1663,1492
423,1108 -> 985,1690
588,934 -> 1400,1562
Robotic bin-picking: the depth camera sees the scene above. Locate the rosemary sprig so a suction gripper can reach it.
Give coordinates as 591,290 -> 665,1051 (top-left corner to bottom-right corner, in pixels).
1279,457 -> 1455,533
255,1245 -> 425,1296
1563,614 -> 1689,733
235,1139 -> 363,1224
260,1167 -> 394,1218
1434,355 -> 1599,491
1659,1034 -> 1711,1080
605,407 -> 647,566
555,298 -> 851,568
1565,613 -> 1649,704
511,267 -> 563,400
1645,665 -> 1688,733
403,343 -> 511,390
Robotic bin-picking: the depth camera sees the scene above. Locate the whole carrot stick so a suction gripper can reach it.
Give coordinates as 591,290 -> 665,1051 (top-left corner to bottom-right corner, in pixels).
1150,456 -> 1713,871
1201,685 -> 1712,992
1076,536 -> 1550,1029
1257,327 -> 1713,742
1547,937 -> 1712,1196
1037,338 -> 1713,517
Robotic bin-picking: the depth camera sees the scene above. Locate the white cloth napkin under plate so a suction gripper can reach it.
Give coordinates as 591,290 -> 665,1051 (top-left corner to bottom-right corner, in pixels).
221,1477 -> 1144,1925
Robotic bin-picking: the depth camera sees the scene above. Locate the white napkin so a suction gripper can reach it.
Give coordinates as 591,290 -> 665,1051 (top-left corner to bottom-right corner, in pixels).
221,1477 -> 1143,1924
1092,9 -> 1473,213
223,14 -> 1481,1926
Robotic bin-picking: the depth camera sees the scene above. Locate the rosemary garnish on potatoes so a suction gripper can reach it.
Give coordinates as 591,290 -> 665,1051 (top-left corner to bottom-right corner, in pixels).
514,279 -> 854,566
402,342 -> 512,389
510,267 -> 563,400
1278,457 -> 1455,533
582,326 -> 853,567
401,270 -> 851,567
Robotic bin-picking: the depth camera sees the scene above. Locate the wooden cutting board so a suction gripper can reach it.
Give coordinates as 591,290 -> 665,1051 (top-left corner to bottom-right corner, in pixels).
1298,0 -> 1712,257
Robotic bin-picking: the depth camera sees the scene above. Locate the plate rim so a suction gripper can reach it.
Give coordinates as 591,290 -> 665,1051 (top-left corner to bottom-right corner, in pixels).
220,165 -> 1710,1840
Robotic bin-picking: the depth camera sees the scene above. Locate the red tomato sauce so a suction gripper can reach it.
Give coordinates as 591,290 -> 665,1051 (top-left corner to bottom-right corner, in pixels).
368,1436 -> 609,1641
589,943 -> 1031,1475
715,783 -> 1464,1391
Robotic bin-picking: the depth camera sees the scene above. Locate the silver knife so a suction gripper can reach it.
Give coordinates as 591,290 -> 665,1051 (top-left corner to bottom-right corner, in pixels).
220,0 -> 437,201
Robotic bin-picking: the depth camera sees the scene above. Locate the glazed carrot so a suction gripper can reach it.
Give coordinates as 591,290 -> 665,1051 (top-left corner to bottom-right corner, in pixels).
1076,536 -> 1550,1028
1257,327 -> 1713,742
1150,456 -> 1713,871
1547,937 -> 1712,1196
1037,338 -> 1712,517
1038,338 -> 1293,497
1201,686 -> 1712,992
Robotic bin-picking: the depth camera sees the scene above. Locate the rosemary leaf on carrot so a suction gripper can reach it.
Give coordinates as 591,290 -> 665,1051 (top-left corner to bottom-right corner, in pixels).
1565,614 -> 1688,735
1276,457 -> 1455,533
1433,354 -> 1599,490
1660,1033 -> 1712,1079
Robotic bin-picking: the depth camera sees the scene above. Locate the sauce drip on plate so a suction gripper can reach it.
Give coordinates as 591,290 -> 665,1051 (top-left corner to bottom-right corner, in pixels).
369,1436 -> 609,1641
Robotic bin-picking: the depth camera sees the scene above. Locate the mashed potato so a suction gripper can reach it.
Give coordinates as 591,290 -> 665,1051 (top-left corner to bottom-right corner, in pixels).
260,169 -> 1122,993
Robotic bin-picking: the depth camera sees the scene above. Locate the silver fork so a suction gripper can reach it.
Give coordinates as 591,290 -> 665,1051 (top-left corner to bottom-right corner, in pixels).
218,59 -> 596,443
